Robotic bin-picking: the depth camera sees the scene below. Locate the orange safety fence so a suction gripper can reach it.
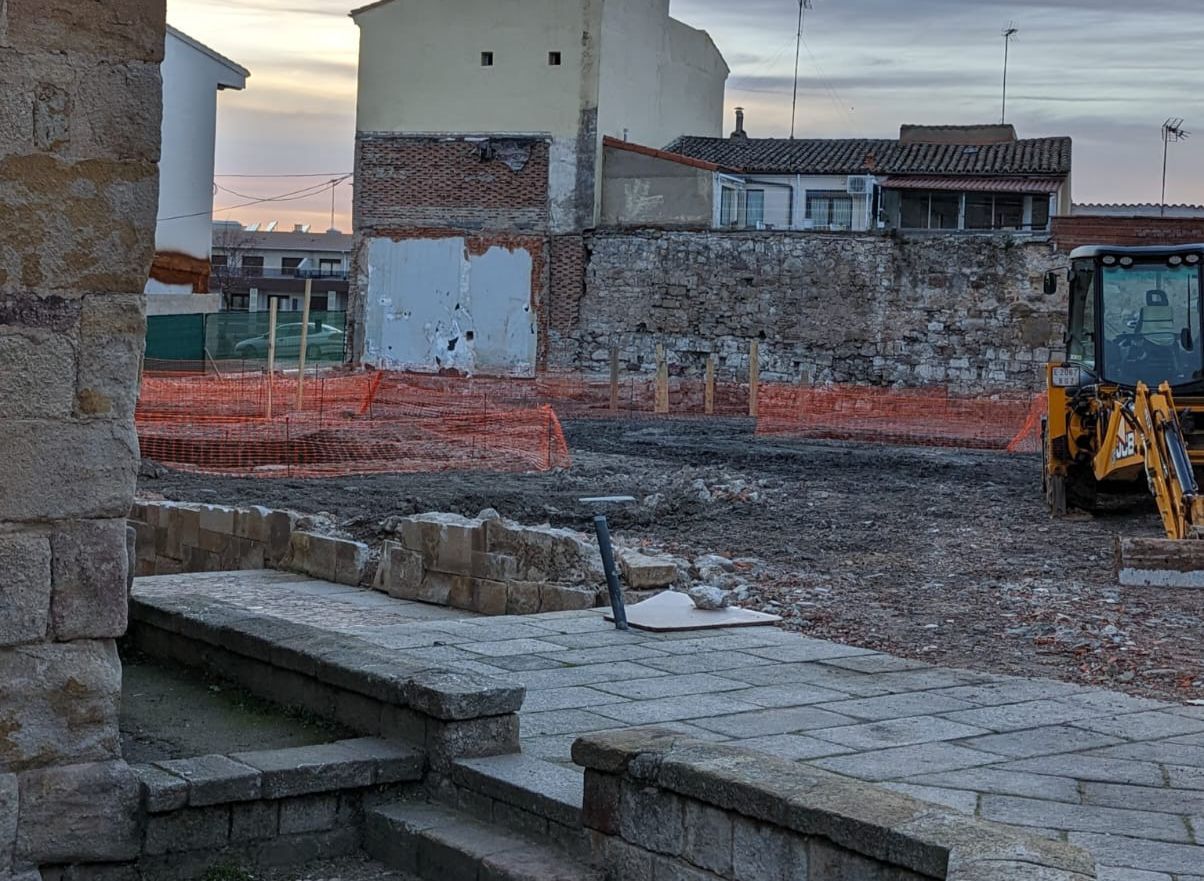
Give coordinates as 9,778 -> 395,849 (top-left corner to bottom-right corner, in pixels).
136,370 -> 570,477
756,384 -> 1047,453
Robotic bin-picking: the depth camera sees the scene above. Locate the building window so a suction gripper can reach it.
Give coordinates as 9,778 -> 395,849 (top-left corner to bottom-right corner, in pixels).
281,257 -> 303,277
719,186 -> 740,227
210,254 -> 228,267
548,51 -> 562,66
746,190 -> 765,228
899,191 -> 960,230
318,258 -> 342,277
806,191 -> 853,229
241,256 -> 264,276
481,51 -> 494,67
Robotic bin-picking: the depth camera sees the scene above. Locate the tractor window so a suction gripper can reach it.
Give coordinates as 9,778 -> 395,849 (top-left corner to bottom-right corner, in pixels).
1101,262 -> 1202,388
1067,267 -> 1096,368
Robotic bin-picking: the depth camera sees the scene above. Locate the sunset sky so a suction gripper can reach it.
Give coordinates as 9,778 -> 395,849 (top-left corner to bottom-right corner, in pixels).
167,0 -> 1204,231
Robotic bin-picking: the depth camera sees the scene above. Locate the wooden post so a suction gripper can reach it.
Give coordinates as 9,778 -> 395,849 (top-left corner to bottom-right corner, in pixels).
265,297 -> 278,419
296,278 -> 313,412
748,339 -> 760,418
655,344 -> 670,414
704,355 -> 715,416
609,346 -> 619,413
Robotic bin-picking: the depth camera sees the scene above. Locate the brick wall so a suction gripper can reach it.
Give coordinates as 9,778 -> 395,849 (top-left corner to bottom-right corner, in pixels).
355,135 -> 551,233
546,234 -> 587,366
1053,215 -> 1204,252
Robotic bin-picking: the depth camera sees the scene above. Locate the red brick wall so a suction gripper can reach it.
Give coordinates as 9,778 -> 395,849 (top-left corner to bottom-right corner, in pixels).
1052,215 -> 1204,252
355,135 -> 551,232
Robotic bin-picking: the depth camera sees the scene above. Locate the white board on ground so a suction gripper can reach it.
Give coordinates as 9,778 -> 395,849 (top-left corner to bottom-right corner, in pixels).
606,590 -> 781,633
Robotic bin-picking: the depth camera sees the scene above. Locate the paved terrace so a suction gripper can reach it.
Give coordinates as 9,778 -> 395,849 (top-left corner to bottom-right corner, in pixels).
135,571 -> 1204,879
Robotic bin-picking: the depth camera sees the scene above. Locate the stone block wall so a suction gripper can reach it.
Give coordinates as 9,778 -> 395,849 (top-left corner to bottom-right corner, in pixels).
549,230 -> 1064,393
376,513 -> 607,615
0,1 -> 164,875
575,729 -> 1097,881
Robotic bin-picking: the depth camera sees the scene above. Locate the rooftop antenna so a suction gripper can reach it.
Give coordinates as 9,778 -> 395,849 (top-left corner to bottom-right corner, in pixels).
1001,22 -> 1019,125
1161,118 -> 1190,217
790,0 -> 813,140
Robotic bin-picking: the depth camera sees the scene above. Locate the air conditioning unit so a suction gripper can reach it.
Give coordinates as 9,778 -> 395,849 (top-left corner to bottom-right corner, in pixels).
846,175 -> 873,195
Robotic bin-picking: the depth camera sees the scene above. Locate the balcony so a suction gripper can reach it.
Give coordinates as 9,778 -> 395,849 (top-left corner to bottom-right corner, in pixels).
213,266 -> 349,281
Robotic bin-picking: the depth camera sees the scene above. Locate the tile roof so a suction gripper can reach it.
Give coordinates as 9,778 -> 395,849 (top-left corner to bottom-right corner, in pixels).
664,135 -> 1072,177
212,228 -> 353,252
880,176 -> 1063,194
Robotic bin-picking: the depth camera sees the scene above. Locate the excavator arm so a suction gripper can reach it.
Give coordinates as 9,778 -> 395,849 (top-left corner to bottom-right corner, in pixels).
1128,382 -> 1204,540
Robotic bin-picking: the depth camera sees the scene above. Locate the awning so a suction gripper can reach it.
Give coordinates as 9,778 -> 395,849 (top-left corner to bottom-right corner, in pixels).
879,176 -> 1061,194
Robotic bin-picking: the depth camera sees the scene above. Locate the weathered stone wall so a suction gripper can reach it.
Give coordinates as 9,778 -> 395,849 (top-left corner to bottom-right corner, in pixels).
550,231 -> 1064,393
0,2 -> 163,874
575,728 -> 1097,881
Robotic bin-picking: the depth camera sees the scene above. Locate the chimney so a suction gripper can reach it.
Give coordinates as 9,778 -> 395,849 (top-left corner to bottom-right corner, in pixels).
293,224 -> 305,233
731,107 -> 747,140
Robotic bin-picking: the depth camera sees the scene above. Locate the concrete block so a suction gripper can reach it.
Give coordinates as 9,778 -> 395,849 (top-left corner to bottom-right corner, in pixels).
253,827 -> 362,866
399,513 -> 486,575
583,771 -> 622,835
153,754 -> 261,806
507,581 -> 543,615
0,639 -> 121,769
332,737 -> 425,784
143,805 -> 231,856
590,831 -> 654,881
230,800 -> 279,843
541,583 -> 600,612
472,551 -> 520,582
0,531 -> 51,646
375,541 -> 424,597
16,760 -> 140,863
450,578 -> 508,615
0,328 -> 75,418
50,519 -> 128,640
412,570 -> 469,606
619,551 -> 679,589
196,504 -> 236,535
426,715 -> 521,772
0,773 -> 16,870
132,763 -> 188,814
0,0 -> 167,61
279,794 -> 338,834
619,781 -> 684,856
405,669 -> 526,721
75,293 -> 143,419
0,418 -> 138,521
731,815 -> 807,881
230,742 -> 375,799
683,800 -> 734,876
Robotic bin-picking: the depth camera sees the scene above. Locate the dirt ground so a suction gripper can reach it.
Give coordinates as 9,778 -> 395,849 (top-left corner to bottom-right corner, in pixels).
120,653 -> 349,762
141,418 -> 1204,703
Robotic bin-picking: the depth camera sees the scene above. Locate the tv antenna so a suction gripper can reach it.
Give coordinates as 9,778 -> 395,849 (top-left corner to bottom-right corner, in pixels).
1161,118 -> 1190,216
1001,23 -> 1019,125
790,0 -> 813,140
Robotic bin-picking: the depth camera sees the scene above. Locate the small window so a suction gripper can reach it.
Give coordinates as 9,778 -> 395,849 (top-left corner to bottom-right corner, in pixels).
481,51 -> 494,67
548,51 -> 562,66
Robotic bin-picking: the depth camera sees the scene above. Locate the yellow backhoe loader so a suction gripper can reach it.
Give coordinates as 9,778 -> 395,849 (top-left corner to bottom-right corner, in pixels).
1043,244 -> 1204,585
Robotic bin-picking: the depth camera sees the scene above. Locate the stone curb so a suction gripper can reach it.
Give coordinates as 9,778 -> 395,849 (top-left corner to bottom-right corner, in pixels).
128,591 -> 525,720
135,738 -> 422,813
572,728 -> 1097,881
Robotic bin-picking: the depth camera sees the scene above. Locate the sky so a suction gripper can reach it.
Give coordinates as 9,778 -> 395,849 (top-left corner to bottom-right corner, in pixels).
167,0 -> 1204,231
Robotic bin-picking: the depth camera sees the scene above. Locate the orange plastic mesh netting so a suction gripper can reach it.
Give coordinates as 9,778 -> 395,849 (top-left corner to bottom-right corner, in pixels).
135,370 -> 571,477
756,384 -> 1046,453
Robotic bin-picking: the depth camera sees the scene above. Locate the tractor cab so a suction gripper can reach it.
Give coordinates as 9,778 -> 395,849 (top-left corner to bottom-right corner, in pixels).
1052,244 -> 1204,392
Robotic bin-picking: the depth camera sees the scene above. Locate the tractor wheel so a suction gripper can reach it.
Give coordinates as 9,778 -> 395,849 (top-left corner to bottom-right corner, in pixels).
1042,419 -> 1068,516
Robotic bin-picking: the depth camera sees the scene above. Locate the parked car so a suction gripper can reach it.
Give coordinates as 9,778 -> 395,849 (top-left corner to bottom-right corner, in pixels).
234,322 -> 345,359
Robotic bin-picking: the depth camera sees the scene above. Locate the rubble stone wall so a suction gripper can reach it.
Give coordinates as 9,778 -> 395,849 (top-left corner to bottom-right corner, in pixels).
575,728 -> 1097,881
0,1 -> 164,873
550,230 -> 1064,393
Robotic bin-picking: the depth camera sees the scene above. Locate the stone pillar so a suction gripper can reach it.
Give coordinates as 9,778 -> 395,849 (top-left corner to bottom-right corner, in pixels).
0,0 -> 164,874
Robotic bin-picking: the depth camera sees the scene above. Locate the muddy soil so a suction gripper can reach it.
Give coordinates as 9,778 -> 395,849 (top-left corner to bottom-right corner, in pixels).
142,418 -> 1204,703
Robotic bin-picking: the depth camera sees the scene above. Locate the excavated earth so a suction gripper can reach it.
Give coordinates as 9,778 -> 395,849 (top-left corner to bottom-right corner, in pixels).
141,417 -> 1204,703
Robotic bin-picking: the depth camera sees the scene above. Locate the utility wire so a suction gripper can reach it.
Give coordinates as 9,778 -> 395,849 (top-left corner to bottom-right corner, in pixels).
157,175 -> 350,222
214,172 -> 354,178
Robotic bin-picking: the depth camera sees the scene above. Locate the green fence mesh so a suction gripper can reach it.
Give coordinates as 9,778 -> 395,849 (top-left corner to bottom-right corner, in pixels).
145,311 -> 347,369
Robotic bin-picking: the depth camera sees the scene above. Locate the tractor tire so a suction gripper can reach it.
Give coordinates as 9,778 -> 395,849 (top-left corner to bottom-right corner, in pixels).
1042,419 -> 1068,516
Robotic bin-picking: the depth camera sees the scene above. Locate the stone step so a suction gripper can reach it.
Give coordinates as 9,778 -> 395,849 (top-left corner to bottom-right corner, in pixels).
450,754 -> 584,831
366,800 -> 600,881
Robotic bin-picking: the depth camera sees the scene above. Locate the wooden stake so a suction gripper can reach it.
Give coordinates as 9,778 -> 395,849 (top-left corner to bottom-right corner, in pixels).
655,344 -> 669,414
609,346 -> 619,413
296,278 -> 313,412
704,355 -> 715,415
748,340 -> 760,418
266,297 -> 278,419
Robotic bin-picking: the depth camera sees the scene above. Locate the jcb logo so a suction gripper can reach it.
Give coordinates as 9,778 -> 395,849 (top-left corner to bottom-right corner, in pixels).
1114,430 -> 1137,461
